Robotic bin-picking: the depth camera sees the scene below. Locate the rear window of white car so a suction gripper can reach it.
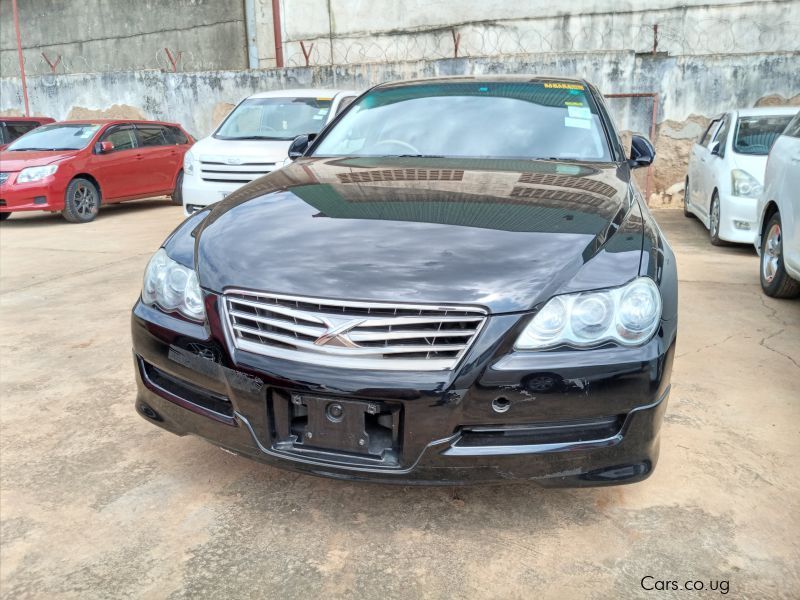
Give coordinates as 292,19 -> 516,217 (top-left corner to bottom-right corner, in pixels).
733,115 -> 794,155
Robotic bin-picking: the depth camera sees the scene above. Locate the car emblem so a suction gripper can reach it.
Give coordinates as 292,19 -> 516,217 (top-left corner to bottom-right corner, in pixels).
314,317 -> 365,348
224,157 -> 243,165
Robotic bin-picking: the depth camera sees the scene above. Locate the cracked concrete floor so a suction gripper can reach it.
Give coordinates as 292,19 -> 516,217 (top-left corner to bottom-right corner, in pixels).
1,202 -> 798,599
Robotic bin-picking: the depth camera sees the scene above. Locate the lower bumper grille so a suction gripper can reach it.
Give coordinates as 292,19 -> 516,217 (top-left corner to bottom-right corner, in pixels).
223,290 -> 487,371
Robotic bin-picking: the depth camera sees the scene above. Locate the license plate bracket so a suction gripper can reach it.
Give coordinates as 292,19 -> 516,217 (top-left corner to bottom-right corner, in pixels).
292,393 -> 380,455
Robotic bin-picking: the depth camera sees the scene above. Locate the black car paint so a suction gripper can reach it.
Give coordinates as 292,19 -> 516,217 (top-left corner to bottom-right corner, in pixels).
133,78 -> 677,485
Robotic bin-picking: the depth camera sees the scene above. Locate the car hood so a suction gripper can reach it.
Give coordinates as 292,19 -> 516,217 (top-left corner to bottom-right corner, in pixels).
0,150 -> 79,171
190,135 -> 293,165
190,157 -> 643,313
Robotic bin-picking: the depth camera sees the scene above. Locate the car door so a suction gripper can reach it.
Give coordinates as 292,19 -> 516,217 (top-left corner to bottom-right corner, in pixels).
689,117 -> 721,216
702,113 -> 733,217
135,125 -> 180,195
777,114 -> 800,272
91,125 -> 139,201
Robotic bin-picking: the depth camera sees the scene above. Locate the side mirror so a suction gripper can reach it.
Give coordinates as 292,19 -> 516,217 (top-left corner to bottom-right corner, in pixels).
288,133 -> 316,160
97,141 -> 114,154
709,140 -> 720,156
628,134 -> 655,169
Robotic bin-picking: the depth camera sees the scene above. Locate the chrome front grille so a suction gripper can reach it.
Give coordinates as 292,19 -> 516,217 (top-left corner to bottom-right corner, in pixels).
223,291 -> 488,371
199,161 -> 276,184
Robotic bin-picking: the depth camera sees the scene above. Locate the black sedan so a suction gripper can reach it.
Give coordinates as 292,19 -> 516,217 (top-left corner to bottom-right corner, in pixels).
131,76 -> 677,486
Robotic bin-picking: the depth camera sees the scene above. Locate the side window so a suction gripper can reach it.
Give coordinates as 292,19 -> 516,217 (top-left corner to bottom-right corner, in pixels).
137,126 -> 168,147
100,126 -> 136,151
0,125 -> 6,144
163,126 -> 188,145
713,117 -> 731,157
335,96 -> 356,116
700,120 -> 720,147
784,113 -> 800,138
5,121 -> 39,142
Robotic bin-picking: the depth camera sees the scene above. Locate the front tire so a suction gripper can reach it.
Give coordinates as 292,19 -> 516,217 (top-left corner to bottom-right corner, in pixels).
709,192 -> 725,246
62,178 -> 100,223
171,171 -> 184,206
760,212 -> 800,298
683,177 -> 694,218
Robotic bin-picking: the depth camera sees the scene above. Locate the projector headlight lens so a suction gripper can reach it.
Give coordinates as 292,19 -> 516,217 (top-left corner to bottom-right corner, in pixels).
515,277 -> 662,350
141,249 -> 205,321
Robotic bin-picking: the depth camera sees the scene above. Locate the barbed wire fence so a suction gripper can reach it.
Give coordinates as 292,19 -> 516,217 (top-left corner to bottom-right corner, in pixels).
0,13 -> 795,76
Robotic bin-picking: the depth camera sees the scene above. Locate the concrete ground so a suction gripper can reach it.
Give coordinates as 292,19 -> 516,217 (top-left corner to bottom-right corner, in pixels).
1,201 -> 798,599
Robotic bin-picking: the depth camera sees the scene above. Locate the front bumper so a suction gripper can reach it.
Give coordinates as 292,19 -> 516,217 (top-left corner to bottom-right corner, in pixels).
0,175 -> 66,212
181,174 -> 244,216
132,300 -> 676,486
718,192 -> 758,244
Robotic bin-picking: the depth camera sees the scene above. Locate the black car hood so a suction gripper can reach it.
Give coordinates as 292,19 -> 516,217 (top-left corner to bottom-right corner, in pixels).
191,157 -> 644,313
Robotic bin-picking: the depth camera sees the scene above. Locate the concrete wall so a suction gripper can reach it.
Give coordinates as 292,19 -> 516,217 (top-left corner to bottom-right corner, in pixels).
280,0 -> 800,66
2,51 -> 798,199
0,0 -> 247,76
2,1 -> 798,74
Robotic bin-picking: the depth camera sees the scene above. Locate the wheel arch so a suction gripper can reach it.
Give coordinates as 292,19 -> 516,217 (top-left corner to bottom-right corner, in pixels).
71,173 -> 102,205
761,201 -> 780,239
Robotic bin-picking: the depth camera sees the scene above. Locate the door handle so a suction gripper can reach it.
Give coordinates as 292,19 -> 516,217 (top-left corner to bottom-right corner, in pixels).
791,155 -> 800,163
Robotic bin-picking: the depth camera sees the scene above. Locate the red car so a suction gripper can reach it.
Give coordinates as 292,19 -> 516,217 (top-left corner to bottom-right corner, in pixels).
0,119 -> 193,223
0,116 -> 56,150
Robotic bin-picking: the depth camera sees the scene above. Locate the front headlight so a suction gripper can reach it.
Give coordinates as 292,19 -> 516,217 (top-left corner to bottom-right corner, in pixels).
731,169 -> 762,198
141,249 -> 205,321
183,150 -> 196,175
515,277 -> 662,350
17,165 -> 58,183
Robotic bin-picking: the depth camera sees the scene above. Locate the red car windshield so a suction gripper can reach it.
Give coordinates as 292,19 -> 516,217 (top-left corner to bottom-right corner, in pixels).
6,123 -> 101,152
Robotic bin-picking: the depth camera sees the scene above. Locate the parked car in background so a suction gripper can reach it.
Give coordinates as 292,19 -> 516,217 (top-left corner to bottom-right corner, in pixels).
0,119 -> 193,223
181,89 -> 357,215
0,116 -> 56,150
755,111 -> 800,298
684,107 -> 798,245
133,76 -> 677,486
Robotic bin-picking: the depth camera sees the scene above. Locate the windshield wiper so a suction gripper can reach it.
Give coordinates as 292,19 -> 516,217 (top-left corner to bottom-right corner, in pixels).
9,147 -> 74,152
222,135 -> 287,141
380,154 -> 446,158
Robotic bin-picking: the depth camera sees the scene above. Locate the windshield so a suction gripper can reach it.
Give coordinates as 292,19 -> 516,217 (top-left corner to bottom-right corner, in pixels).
215,97 -> 334,141
6,123 -> 100,151
312,81 -> 612,161
733,115 -> 794,155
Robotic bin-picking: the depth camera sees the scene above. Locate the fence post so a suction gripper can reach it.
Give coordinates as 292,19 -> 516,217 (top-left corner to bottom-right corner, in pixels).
12,0 -> 30,116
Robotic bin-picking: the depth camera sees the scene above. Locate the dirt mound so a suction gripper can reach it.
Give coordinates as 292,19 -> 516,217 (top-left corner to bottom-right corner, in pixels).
66,104 -> 146,120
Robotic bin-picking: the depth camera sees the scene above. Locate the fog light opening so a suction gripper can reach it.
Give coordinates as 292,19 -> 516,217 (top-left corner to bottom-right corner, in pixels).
491,396 -> 511,414
138,402 -> 163,422
733,220 -> 751,231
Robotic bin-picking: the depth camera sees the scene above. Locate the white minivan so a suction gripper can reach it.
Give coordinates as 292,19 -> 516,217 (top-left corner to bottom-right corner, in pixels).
182,89 -> 357,215
684,107 -> 798,245
755,111 -> 800,298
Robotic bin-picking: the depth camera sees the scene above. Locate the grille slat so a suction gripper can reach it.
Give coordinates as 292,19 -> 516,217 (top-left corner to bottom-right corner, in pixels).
199,160 -> 275,183
224,291 -> 487,371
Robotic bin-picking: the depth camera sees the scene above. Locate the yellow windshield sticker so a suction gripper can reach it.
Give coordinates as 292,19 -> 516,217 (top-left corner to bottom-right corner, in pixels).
316,97 -> 333,101
544,82 -> 585,90
565,101 -> 584,106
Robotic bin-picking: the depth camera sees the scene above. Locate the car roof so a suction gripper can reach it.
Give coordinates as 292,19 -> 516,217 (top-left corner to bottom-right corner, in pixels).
247,89 -> 356,99
52,119 -> 184,127
733,107 -> 799,118
376,75 -> 590,88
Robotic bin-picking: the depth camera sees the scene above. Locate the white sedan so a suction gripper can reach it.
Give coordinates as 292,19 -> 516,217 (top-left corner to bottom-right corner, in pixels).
684,107 -> 798,245
755,111 -> 800,298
